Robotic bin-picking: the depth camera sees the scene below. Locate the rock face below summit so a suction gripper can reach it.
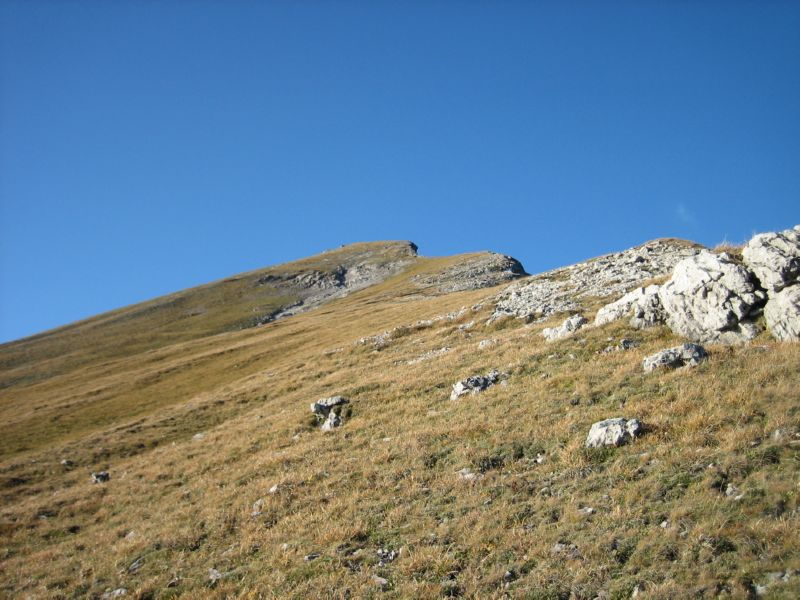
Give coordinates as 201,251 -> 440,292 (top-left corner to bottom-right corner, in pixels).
415,252 -> 527,293
255,242 -> 418,323
742,226 -> 800,294
492,239 -> 702,322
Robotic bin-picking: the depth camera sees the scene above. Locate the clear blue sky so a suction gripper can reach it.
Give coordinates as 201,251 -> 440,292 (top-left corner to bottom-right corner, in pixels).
1,1 -> 798,343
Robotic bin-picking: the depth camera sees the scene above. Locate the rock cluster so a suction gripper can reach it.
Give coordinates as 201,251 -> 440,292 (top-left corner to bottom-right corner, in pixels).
492,239 -> 701,322
642,343 -> 708,372
415,252 -> 526,294
593,225 -> 800,343
542,314 -> 588,341
585,418 -> 644,448
450,370 -> 501,401
310,396 -> 349,431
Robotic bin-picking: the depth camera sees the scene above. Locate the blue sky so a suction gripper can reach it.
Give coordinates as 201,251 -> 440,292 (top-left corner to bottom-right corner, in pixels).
1,1 -> 798,343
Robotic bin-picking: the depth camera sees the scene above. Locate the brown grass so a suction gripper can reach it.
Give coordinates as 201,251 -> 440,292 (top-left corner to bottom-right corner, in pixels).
1,247 -> 799,599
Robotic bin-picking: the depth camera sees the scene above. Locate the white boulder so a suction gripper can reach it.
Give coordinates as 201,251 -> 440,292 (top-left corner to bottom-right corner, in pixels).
585,418 -> 644,448
765,285 -> 800,341
742,225 -> 800,293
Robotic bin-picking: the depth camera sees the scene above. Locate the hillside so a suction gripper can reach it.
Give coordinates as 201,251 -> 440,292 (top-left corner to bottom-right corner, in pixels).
1,233 -> 799,599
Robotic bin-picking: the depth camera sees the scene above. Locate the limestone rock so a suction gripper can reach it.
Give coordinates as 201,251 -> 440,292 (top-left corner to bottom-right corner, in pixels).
91,471 -> 110,483
642,343 -> 708,372
742,225 -> 800,293
450,370 -> 501,400
310,396 -> 349,430
414,252 -> 526,293
542,314 -> 588,341
585,418 -> 644,448
595,284 -> 666,330
658,251 -> 765,344
765,285 -> 800,341
492,239 -> 701,322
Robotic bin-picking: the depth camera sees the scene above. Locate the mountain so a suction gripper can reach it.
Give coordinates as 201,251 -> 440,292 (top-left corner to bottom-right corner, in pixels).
1,231 -> 798,599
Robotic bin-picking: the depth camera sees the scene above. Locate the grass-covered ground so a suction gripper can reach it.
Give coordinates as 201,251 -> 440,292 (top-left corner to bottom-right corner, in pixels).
1,244 -> 798,599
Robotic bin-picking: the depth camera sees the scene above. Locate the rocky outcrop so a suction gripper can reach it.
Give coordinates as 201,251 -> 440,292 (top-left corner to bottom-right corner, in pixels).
765,286 -> 800,341
542,314 -> 587,341
310,396 -> 349,431
642,343 -> 708,372
415,252 -> 526,294
450,370 -> 501,400
255,242 -> 418,324
742,226 -> 800,293
585,418 -> 644,448
658,252 -> 765,344
595,284 -> 664,329
492,239 -> 701,322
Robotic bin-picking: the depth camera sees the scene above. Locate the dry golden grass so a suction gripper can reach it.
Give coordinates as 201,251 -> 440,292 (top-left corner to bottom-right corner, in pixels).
1,245 -> 799,599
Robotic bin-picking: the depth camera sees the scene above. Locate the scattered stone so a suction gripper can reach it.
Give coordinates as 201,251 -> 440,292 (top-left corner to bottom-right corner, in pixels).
208,568 -> 223,584
725,484 -> 744,501
457,468 -> 480,482
660,520 -> 670,529
542,314 -> 587,341
192,433 -> 205,441
310,396 -> 349,430
303,553 -> 321,562
742,226 -> 800,293
551,542 -> 580,559
126,557 -> 144,574
251,499 -> 264,517
377,548 -> 399,566
585,418 -> 644,448
754,569 -> 797,596
101,589 -> 128,599
60,459 -> 74,468
477,339 -> 496,350
124,530 -> 136,541
450,370 -> 501,401
503,570 -> 517,583
658,251 -> 765,344
764,285 -> 800,341
372,575 -> 389,588
406,347 -> 451,365
642,343 -> 708,373
91,471 -> 110,484
578,506 -> 595,516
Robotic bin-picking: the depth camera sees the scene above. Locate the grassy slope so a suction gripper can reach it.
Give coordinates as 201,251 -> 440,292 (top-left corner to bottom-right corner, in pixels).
1,245 -> 799,599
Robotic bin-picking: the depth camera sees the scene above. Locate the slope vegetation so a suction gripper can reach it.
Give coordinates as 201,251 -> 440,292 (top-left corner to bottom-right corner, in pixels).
0,239 -> 798,599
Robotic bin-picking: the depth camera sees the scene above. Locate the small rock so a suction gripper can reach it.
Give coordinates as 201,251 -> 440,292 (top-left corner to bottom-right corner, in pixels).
478,339 -> 496,350
660,520 -> 670,529
268,484 -> 280,494
551,542 -> 580,559
585,418 -> 644,448
377,548 -> 399,565
542,314 -> 588,341
578,506 -> 595,516
251,499 -> 264,517
91,471 -> 110,484
126,557 -> 143,574
124,530 -> 136,540
725,484 -> 744,500
642,343 -> 708,373
208,568 -> 223,584
60,459 -> 74,468
101,590 -> 128,599
503,570 -> 516,583
304,553 -> 321,561
192,433 -> 205,441
310,396 -> 349,430
450,369 -> 501,401
457,468 -> 479,482
372,575 -> 389,588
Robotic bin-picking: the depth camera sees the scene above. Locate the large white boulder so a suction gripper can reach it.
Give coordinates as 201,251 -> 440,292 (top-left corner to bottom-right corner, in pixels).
658,251 -> 765,344
765,285 -> 800,341
742,225 -> 800,294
